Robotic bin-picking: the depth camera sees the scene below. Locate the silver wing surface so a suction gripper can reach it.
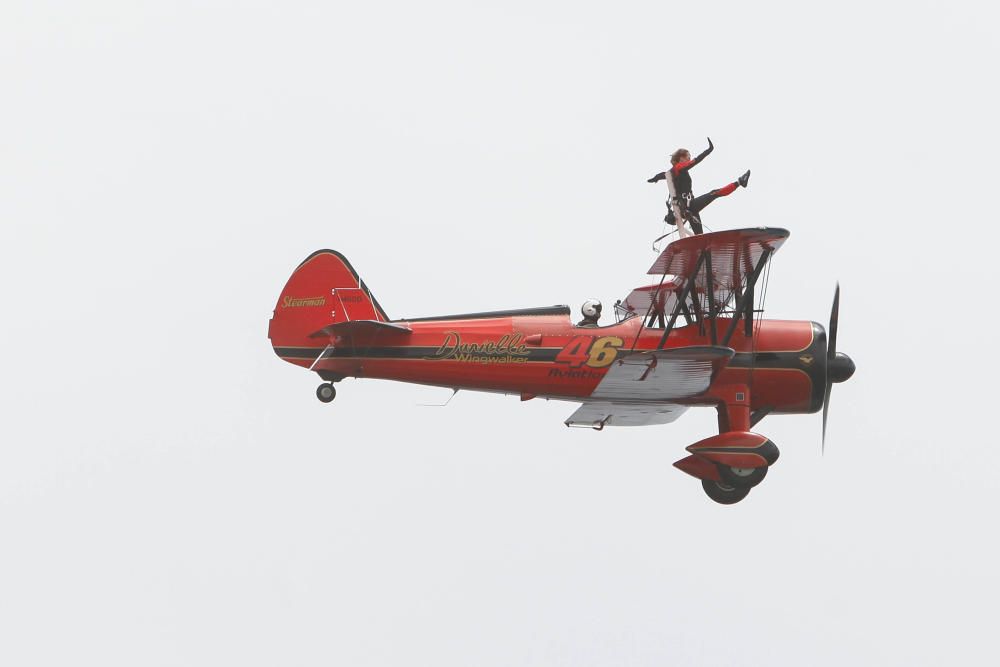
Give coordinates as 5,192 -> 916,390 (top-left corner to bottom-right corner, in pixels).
564,402 -> 688,428
563,346 -> 734,428
591,346 -> 734,401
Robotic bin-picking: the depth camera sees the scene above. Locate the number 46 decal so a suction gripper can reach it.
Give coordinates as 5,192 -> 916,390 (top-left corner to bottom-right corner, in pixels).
555,335 -> 624,368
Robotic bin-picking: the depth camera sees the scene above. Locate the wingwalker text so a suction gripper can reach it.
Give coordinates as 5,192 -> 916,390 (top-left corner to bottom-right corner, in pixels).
425,332 -> 531,364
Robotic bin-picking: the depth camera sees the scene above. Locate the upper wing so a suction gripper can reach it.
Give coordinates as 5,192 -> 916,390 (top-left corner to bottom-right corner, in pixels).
648,227 -> 789,279
645,227 -> 789,315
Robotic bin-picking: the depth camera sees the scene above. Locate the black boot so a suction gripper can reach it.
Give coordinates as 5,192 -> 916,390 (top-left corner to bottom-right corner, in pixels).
737,170 -> 751,188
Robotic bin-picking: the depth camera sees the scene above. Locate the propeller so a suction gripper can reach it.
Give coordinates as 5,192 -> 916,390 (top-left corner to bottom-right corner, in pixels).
822,283 -> 856,452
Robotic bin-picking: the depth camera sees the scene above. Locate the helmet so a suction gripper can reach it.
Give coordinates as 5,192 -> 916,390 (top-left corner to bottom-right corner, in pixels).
582,299 -> 602,319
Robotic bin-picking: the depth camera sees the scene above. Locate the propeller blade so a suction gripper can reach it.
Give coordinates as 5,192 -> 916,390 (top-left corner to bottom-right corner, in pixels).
822,383 -> 832,454
822,283 -> 839,454
828,282 -> 840,361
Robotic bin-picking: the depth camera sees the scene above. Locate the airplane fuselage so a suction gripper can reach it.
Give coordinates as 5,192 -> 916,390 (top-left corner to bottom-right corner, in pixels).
273,307 -> 826,414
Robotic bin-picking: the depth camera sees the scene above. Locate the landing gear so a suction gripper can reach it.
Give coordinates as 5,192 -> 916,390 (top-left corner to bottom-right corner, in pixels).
718,464 -> 768,489
701,479 -> 751,505
316,383 -> 337,403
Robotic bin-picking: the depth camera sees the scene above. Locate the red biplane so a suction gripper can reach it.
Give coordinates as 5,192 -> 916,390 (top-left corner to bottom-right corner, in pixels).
268,228 -> 855,504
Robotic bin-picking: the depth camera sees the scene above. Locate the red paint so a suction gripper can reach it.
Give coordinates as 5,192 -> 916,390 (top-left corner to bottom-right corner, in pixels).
269,254 -> 823,410
686,432 -> 779,468
673,455 -> 722,481
269,228 -> 851,502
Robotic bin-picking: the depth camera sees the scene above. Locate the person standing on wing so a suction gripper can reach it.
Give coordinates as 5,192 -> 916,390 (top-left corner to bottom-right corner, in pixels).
648,138 -> 750,237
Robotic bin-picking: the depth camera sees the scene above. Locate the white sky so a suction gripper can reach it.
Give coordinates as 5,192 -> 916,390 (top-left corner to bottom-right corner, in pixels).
2,1 -> 998,665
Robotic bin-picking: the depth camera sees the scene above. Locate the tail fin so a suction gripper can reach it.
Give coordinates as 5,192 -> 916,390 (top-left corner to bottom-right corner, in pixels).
268,250 -> 388,352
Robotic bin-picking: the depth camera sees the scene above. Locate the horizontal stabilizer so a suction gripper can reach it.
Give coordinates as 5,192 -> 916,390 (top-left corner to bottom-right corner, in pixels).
310,320 -> 412,340
590,345 -> 734,401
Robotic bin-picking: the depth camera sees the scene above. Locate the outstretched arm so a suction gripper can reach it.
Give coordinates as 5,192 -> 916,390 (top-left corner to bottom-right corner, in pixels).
647,172 -> 667,183
672,137 -> 715,175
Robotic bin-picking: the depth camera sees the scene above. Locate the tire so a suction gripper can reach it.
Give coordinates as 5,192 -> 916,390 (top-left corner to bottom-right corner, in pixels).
316,383 -> 337,403
701,479 -> 751,505
718,464 -> 768,489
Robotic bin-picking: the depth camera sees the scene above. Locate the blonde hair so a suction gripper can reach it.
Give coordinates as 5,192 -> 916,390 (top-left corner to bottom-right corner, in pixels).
671,148 -> 691,165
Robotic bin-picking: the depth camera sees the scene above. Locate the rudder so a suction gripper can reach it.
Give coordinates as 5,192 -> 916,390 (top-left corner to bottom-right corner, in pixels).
268,250 -> 388,355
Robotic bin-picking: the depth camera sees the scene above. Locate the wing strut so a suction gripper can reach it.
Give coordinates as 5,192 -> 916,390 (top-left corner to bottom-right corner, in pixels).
721,248 -> 771,347
656,250 -> 708,349
704,250 -> 718,345
627,228 -> 788,350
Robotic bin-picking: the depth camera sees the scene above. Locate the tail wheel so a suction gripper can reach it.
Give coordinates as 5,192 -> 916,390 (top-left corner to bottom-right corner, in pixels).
701,479 -> 751,505
316,383 -> 337,403
718,464 -> 768,488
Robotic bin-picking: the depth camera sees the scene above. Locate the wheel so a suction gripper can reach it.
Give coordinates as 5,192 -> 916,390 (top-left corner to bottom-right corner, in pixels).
718,464 -> 768,489
316,383 -> 337,403
701,479 -> 751,505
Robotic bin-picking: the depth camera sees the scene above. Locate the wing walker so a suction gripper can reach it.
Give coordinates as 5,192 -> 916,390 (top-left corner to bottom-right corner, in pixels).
268,228 -> 855,504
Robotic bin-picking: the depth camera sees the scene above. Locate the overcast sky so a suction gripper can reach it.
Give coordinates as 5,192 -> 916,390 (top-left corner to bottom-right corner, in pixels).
2,1 -> 998,665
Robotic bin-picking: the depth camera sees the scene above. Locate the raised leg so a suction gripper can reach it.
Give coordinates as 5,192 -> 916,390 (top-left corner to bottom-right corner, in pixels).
689,182 -> 739,217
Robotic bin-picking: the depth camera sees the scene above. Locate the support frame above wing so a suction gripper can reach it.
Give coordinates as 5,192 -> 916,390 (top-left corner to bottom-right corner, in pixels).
627,227 -> 789,350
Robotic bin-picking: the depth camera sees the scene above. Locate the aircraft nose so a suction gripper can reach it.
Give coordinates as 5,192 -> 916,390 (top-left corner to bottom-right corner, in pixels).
829,352 -> 855,384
